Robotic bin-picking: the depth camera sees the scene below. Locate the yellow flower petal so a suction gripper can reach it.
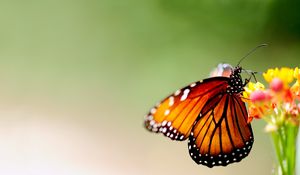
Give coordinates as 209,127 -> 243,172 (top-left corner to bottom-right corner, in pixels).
263,67 -> 294,85
279,67 -> 294,84
291,81 -> 300,97
243,82 -> 265,99
263,68 -> 277,83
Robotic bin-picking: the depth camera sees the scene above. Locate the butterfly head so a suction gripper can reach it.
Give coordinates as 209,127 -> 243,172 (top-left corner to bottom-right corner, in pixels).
233,66 -> 242,74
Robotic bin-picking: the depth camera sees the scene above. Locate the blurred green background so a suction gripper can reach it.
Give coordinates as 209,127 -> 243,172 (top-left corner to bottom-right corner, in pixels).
0,0 -> 299,175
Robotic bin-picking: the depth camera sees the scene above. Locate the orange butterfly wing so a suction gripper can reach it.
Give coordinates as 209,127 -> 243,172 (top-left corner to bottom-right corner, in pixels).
144,77 -> 229,141
188,94 -> 253,167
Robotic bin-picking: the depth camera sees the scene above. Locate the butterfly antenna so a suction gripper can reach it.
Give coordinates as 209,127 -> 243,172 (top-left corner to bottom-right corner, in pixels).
237,44 -> 268,66
251,72 -> 258,82
242,69 -> 258,83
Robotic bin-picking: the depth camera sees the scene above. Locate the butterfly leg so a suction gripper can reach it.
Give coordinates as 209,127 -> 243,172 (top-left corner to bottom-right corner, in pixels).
251,72 -> 258,82
243,78 -> 250,86
242,69 -> 258,84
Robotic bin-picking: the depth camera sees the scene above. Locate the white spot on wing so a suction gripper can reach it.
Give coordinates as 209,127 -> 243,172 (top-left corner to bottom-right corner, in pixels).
184,89 -> 190,94
167,121 -> 171,127
174,90 -> 181,96
148,115 -> 153,120
150,108 -> 156,114
190,82 -> 196,87
180,89 -> 190,101
150,120 -> 155,125
164,109 -> 170,116
180,94 -> 188,101
168,96 -> 174,106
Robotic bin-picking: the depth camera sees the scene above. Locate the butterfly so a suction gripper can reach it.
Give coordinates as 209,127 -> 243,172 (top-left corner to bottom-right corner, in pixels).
144,64 -> 254,168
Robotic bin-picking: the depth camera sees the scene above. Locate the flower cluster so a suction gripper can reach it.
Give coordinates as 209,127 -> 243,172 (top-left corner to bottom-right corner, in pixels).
243,67 -> 300,131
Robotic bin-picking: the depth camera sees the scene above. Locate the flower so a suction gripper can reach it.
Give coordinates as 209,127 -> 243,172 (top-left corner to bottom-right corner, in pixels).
243,82 -> 265,99
243,82 -> 271,121
294,67 -> 300,80
245,67 -> 300,125
291,67 -> 300,98
263,67 -> 294,85
250,90 -> 267,102
243,67 -> 300,175
270,78 -> 284,92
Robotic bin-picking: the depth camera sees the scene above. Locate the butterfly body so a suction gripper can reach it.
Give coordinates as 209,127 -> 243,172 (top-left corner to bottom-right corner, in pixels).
144,66 -> 253,168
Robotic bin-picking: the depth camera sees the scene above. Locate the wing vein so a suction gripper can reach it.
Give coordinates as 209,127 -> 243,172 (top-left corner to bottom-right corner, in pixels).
233,95 -> 248,123
195,111 -> 212,139
199,117 -> 214,150
232,96 -> 246,143
161,99 -> 191,123
224,96 -> 235,149
192,83 -> 226,99
177,96 -> 202,131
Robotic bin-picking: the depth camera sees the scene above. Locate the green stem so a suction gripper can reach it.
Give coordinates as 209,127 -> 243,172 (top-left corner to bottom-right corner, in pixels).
272,130 -> 286,174
272,121 -> 299,175
285,123 -> 298,175
281,124 -> 289,175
